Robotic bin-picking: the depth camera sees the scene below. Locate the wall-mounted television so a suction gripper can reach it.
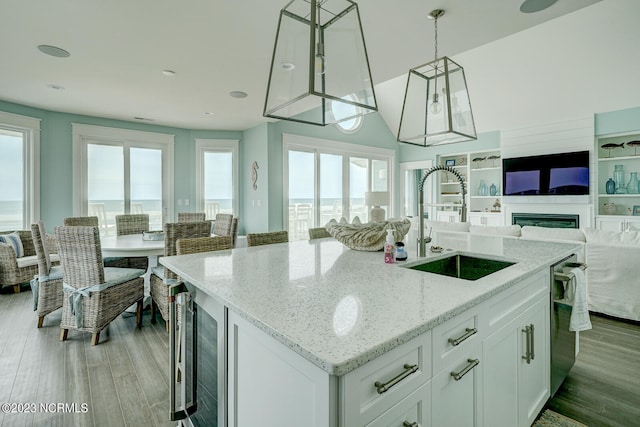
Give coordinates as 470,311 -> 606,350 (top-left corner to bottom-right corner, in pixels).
502,150 -> 589,196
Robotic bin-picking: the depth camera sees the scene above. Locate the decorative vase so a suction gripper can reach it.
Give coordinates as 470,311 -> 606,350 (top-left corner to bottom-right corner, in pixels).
605,178 -> 616,194
627,172 -> 639,194
478,180 -> 488,196
489,183 -> 497,196
614,164 -> 626,194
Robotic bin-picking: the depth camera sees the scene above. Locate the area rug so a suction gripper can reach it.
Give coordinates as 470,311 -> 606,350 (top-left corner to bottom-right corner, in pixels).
533,409 -> 588,427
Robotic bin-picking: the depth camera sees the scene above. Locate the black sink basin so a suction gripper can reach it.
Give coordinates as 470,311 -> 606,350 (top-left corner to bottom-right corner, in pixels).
408,254 -> 515,281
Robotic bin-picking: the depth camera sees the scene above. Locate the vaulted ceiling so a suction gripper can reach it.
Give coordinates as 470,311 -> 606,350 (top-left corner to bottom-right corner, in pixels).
0,0 -> 601,131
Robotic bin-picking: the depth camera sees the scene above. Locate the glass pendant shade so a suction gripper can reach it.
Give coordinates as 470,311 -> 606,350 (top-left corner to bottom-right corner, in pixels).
398,56 -> 477,147
263,0 -> 377,126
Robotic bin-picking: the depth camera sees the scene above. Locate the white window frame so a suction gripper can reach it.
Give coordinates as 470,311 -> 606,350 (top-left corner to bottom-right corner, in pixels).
0,111 -> 40,228
283,133 -> 395,229
194,139 -> 239,216
72,123 -> 174,223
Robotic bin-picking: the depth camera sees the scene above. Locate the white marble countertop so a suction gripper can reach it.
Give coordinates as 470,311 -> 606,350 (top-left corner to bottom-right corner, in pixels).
160,231 -> 579,376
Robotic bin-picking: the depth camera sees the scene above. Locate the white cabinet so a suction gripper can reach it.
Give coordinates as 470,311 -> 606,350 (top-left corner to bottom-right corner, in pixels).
436,211 -> 461,223
595,215 -> 640,232
224,270 -> 549,427
482,272 -> 550,427
431,341 -> 482,427
228,311 -> 332,427
468,212 -> 504,226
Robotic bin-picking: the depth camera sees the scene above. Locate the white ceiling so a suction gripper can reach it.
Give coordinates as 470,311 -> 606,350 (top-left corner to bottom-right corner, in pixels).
0,0 -> 601,131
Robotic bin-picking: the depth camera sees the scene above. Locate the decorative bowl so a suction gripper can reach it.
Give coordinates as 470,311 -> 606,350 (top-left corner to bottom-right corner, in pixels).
142,231 -> 164,241
325,218 -> 411,252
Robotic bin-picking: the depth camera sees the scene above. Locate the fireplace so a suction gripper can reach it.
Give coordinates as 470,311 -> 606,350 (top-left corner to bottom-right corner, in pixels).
512,213 -> 579,229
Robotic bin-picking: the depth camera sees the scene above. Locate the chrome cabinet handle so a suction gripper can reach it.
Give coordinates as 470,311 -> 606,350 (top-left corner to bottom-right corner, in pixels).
403,421 -> 419,427
451,358 -> 479,381
522,324 -> 534,364
530,324 -> 535,361
374,363 -> 419,394
448,327 -> 478,346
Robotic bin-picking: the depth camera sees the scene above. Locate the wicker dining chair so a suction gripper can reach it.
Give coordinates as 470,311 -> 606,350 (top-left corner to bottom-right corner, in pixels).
30,222 -> 63,328
115,214 -> 150,270
150,221 -> 212,332
308,227 -> 331,240
176,235 -> 233,255
230,217 -> 239,248
246,230 -> 289,247
55,225 -> 144,345
63,216 -> 99,227
177,212 -> 206,223
64,216 -> 127,268
213,213 -> 233,236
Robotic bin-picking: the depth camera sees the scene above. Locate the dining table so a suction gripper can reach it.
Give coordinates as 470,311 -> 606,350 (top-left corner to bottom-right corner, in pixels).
101,233 -> 165,310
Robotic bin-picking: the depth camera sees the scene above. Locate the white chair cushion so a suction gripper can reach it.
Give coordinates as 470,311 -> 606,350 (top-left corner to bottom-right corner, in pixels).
103,267 -> 145,286
521,226 -> 586,242
151,265 -> 164,279
470,224 -> 521,237
16,255 -> 38,268
582,228 -> 640,245
426,220 -> 471,232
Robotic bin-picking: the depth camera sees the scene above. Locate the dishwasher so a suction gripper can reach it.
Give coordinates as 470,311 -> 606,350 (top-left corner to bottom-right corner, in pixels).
550,254 -> 586,397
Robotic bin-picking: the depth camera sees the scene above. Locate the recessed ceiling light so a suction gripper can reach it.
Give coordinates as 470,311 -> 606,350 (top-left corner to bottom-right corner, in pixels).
520,0 -> 557,13
281,62 -> 295,71
47,84 -> 65,90
203,112 -> 214,116
162,70 -> 176,77
37,45 -> 70,58
229,91 -> 248,99
133,116 -> 154,122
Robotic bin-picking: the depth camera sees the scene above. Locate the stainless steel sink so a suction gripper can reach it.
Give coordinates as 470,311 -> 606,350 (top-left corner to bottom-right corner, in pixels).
407,254 -> 515,281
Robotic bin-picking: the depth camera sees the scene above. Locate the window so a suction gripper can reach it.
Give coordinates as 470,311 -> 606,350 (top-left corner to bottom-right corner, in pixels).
0,112 -> 40,231
332,94 -> 363,134
284,134 -> 394,241
195,139 -> 238,219
73,124 -> 174,234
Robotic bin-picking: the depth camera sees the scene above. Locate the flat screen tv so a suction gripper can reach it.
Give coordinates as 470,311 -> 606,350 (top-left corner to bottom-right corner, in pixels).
502,151 -> 589,196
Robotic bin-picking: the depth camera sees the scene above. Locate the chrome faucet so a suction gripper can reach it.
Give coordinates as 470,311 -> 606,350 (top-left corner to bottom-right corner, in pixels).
417,165 -> 467,257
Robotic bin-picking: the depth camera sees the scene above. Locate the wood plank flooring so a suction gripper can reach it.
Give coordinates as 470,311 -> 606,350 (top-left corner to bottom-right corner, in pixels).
0,285 -> 174,427
1,285 -> 638,426
547,314 -> 640,427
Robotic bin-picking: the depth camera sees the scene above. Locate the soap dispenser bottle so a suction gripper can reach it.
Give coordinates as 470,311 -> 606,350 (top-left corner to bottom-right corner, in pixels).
384,229 -> 396,264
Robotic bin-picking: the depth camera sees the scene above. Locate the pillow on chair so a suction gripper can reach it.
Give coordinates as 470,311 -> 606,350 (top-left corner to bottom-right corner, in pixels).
0,232 -> 24,257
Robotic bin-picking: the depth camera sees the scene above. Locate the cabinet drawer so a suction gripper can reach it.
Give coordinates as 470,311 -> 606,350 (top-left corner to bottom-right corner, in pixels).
483,270 -> 548,335
366,381 -> 431,427
432,308 -> 482,373
341,332 -> 432,426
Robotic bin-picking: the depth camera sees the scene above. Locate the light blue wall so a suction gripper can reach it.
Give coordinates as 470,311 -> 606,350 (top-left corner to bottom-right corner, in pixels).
0,100 -> 242,228
249,112 -> 400,232
241,124 -> 269,234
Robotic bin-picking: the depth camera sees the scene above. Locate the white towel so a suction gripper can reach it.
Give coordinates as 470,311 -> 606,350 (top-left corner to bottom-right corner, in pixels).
565,267 -> 592,332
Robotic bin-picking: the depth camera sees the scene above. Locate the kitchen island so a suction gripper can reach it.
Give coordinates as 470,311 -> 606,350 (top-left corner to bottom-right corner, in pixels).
161,231 -> 580,427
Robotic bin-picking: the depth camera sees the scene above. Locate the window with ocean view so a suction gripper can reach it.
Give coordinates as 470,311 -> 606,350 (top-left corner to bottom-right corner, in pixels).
0,112 -> 39,232
73,124 -> 174,234
195,139 -> 238,220
284,134 -> 394,241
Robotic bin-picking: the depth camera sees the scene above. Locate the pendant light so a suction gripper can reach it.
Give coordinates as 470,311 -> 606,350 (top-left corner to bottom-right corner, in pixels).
397,9 -> 477,147
263,0 -> 377,126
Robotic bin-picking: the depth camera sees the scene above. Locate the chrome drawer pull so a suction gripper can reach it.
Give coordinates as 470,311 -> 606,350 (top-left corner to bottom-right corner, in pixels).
403,421 -> 419,427
448,327 -> 478,346
451,358 -> 479,381
374,363 -> 419,394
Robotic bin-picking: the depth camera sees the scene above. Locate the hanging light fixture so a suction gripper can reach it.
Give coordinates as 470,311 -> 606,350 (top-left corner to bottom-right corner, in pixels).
397,9 -> 477,147
263,0 -> 377,126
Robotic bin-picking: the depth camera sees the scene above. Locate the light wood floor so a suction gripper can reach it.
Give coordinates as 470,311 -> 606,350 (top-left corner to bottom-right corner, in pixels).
0,285 -> 174,427
1,286 -> 638,427
547,314 -> 640,427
